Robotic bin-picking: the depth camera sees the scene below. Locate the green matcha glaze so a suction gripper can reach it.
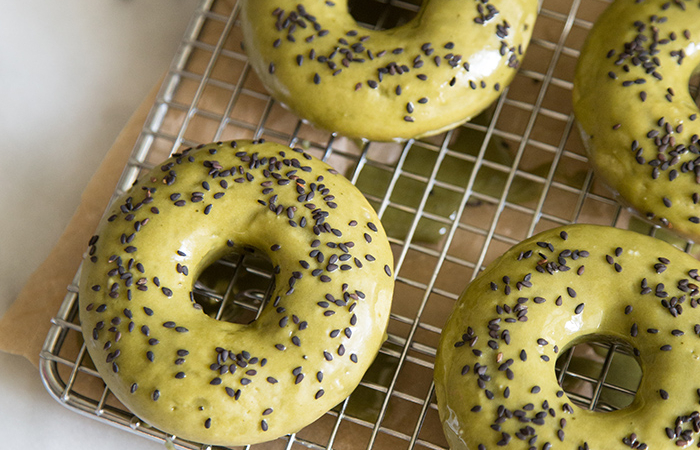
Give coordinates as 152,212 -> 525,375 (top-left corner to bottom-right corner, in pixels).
573,0 -> 700,242
435,224 -> 700,449
240,0 -> 538,141
351,118 -> 547,243
78,140 -> 394,446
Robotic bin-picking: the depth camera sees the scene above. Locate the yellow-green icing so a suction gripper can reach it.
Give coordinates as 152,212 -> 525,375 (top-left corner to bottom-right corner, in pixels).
573,0 -> 700,242
435,224 -> 700,449
240,0 -> 538,142
78,140 -> 395,446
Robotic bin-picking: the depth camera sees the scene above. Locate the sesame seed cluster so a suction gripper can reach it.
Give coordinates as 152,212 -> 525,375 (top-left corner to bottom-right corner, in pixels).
78,140 -> 394,446
435,224 -> 700,449
573,0 -> 700,242
239,0 -> 538,141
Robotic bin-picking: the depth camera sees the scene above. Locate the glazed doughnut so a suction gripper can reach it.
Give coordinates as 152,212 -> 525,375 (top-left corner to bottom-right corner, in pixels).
573,0 -> 700,242
240,0 -> 538,141
78,140 -> 394,446
435,224 -> 700,449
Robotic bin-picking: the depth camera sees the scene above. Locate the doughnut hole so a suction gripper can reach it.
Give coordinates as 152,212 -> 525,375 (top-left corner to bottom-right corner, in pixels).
348,0 -> 420,30
690,70 -> 700,108
555,335 -> 642,412
192,245 -> 275,325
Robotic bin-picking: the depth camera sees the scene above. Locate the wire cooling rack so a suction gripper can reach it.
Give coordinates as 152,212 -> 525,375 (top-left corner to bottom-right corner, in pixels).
39,0 -> 699,448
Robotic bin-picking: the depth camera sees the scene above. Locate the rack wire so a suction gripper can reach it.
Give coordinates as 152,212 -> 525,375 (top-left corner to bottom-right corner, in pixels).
38,0 -> 697,448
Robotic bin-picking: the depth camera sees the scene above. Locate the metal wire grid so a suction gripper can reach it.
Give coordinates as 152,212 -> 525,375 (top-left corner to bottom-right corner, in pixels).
38,0 -> 688,448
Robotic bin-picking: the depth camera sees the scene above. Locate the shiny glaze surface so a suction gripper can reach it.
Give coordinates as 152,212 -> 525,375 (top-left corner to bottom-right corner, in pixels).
79,140 -> 394,446
573,0 -> 700,242
436,224 -> 700,449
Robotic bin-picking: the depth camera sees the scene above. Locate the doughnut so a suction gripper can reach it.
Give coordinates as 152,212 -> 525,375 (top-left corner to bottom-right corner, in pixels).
435,224 -> 700,449
239,0 -> 538,142
78,140 -> 395,446
573,0 -> 700,242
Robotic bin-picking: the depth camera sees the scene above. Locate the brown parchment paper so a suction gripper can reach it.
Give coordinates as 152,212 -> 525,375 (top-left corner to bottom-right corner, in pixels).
0,79 -> 161,368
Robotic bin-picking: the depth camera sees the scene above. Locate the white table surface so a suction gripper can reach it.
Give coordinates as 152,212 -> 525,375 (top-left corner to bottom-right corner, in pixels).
0,1 -> 199,448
